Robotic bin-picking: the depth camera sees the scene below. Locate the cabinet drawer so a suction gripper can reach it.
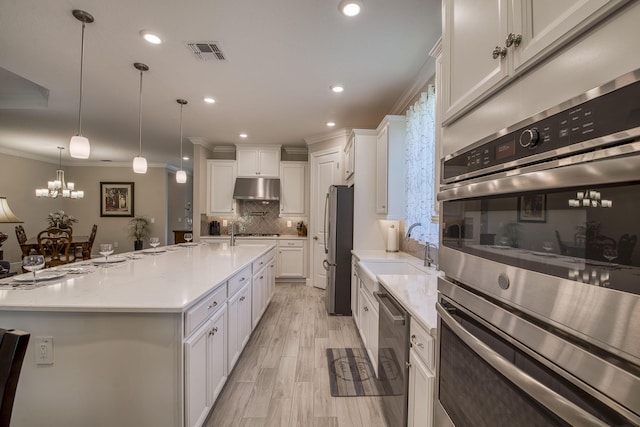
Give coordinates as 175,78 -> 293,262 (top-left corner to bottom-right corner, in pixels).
266,247 -> 276,261
279,239 -> 303,248
228,266 -> 251,297
410,319 -> 435,371
185,284 -> 227,336
252,255 -> 267,272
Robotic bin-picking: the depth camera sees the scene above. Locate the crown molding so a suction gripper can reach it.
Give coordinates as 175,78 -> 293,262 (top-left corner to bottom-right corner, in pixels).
304,129 -> 349,145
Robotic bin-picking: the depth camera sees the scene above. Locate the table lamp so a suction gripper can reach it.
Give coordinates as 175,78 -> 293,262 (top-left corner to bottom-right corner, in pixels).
0,197 -> 23,260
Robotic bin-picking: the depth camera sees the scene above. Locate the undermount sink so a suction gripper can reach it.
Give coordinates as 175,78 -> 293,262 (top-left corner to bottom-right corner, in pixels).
359,261 -> 429,276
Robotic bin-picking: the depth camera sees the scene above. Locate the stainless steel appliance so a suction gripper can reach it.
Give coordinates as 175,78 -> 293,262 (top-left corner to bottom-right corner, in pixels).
436,69 -> 640,426
323,185 -> 354,315
375,287 -> 410,427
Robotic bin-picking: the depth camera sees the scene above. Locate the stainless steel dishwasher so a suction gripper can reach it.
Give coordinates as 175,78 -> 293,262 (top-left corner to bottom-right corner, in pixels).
375,286 -> 410,427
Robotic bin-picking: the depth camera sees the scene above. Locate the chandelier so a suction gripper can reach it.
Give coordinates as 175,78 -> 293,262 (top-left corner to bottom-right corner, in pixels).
36,147 -> 85,199
568,189 -> 611,208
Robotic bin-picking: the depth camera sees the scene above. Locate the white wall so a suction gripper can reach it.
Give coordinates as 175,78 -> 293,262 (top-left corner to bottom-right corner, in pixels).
442,3 -> 640,157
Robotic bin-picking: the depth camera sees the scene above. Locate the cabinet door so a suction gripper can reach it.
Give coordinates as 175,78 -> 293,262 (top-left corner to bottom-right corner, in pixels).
238,282 -> 252,350
267,256 -> 276,304
442,0 -> 510,124
408,349 -> 435,427
227,292 -> 241,371
237,150 -> 259,176
511,0 -> 628,74
375,125 -> 388,214
280,162 -> 306,215
207,305 -> 227,405
351,259 -> 359,327
252,269 -> 265,328
277,247 -> 304,277
207,160 -> 237,214
258,149 -> 280,177
344,137 -> 355,181
185,321 -> 211,427
368,299 -> 379,376
358,286 -> 369,347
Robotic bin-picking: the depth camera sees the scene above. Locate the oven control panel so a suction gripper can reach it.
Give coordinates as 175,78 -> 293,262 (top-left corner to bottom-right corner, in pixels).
443,74 -> 640,182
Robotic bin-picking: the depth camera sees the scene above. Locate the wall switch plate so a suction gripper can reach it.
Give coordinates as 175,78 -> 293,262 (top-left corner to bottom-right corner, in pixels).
223,220 -> 228,226
150,218 -> 155,223
178,217 -> 182,223
113,241 -> 118,248
287,220 -> 292,227
35,336 -> 54,365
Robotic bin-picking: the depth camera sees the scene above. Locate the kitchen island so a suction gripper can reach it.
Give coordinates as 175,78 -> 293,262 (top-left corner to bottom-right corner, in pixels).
0,242 -> 275,427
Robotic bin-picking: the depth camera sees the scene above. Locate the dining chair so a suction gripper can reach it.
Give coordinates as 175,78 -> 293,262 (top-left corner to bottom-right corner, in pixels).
75,224 -> 97,260
14,226 -> 27,245
0,328 -> 30,427
618,234 -> 637,265
37,228 -> 72,267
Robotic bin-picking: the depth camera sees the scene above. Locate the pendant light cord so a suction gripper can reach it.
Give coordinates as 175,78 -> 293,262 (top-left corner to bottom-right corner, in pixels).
77,21 -> 86,136
138,69 -> 143,156
179,103 -> 184,170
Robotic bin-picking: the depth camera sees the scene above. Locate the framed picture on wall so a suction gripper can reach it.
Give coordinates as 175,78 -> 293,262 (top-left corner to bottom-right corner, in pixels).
518,194 -> 546,223
100,182 -> 134,217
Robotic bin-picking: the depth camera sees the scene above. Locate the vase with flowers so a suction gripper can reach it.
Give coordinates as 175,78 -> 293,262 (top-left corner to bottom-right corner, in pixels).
46,210 -> 77,229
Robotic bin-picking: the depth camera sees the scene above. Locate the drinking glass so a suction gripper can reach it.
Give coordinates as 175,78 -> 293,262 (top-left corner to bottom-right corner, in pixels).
99,243 -> 114,265
542,241 -> 554,253
149,237 -> 160,254
184,233 -> 193,244
603,248 -> 618,266
23,255 -> 45,285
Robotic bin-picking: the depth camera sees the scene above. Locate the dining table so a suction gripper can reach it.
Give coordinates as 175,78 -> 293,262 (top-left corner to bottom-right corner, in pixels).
21,235 -> 90,260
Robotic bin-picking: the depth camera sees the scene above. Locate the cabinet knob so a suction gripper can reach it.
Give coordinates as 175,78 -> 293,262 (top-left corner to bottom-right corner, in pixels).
505,33 -> 522,48
209,326 -> 218,336
240,296 -> 245,302
410,334 -> 424,348
208,301 -> 218,309
382,205 -> 386,209
406,361 -> 412,369
240,277 -> 246,282
364,306 -> 369,312
492,46 -> 507,59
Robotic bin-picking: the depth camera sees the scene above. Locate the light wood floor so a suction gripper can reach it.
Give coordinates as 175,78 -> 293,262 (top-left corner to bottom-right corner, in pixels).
205,282 -> 388,427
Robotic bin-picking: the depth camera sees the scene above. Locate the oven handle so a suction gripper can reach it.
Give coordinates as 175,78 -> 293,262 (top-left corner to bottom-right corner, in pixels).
436,303 -> 609,427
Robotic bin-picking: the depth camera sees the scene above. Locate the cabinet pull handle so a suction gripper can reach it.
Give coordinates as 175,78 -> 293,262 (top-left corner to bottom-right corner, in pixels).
240,277 -> 246,282
364,306 -> 369,312
406,361 -> 412,369
208,301 -> 218,309
505,32 -> 522,48
492,46 -> 507,59
240,296 -> 245,301
260,276 -> 264,279
410,334 -> 424,349
209,326 -> 218,336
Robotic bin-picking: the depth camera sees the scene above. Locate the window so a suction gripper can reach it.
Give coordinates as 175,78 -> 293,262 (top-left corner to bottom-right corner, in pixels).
405,85 -> 439,244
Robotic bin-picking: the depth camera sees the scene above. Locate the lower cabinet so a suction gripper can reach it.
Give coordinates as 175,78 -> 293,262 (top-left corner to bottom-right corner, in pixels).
357,286 -> 379,375
227,282 -> 252,371
185,304 -> 227,427
407,321 -> 436,427
351,257 -> 359,328
276,239 -> 305,278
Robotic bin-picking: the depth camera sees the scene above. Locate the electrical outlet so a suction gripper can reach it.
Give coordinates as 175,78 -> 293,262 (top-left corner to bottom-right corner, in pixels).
287,220 -> 292,228
178,217 -> 182,223
35,336 -> 54,365
150,217 -> 155,223
222,220 -> 228,226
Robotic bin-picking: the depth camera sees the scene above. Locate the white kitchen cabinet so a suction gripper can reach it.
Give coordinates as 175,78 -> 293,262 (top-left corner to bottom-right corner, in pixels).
236,146 -> 281,177
375,115 -> 406,219
358,285 -> 379,375
351,257 -> 359,328
185,304 -> 227,427
408,346 -> 435,427
277,239 -> 305,278
441,0 -> 628,125
280,162 -> 307,215
344,135 -> 355,183
206,160 -> 237,215
266,249 -> 276,304
227,281 -> 251,371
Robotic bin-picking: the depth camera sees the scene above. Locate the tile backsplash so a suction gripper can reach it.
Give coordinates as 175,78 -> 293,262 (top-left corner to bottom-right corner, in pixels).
201,200 -> 308,236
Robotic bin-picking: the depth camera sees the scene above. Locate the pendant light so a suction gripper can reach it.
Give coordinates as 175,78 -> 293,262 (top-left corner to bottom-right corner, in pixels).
69,10 -> 94,159
132,63 -> 149,174
176,99 -> 188,184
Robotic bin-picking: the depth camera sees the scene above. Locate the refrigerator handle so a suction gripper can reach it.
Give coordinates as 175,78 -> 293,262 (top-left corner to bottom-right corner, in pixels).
323,191 -> 330,254
322,259 -> 333,271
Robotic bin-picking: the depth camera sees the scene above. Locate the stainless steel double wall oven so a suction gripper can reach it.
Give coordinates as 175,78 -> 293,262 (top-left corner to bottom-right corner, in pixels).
436,69 -> 640,426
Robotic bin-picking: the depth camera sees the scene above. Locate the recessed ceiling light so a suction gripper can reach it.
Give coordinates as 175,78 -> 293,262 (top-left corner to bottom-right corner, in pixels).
140,30 -> 162,44
338,0 -> 362,17
203,97 -> 216,104
239,133 -> 248,138
183,156 -> 190,161
330,85 -> 344,93
326,121 -> 336,127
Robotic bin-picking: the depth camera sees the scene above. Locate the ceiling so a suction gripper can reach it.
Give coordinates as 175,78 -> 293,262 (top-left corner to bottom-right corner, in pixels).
0,0 -> 441,171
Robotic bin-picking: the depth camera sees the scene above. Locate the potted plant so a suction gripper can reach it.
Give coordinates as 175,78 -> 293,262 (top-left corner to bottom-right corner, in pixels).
46,210 -> 77,229
128,215 -> 150,250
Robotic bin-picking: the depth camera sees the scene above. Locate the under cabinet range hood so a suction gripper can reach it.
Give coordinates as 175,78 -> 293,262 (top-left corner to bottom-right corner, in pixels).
232,177 -> 280,200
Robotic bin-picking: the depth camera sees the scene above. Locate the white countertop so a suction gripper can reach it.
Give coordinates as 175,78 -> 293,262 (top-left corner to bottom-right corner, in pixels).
201,235 -> 308,240
0,242 -> 274,313
352,249 -> 440,336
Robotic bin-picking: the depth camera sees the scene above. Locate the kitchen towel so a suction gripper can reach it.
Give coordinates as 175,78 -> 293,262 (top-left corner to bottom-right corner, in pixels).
386,224 -> 399,252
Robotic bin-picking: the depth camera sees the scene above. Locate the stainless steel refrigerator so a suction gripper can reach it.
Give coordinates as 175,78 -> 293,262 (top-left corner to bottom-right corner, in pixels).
323,185 -> 354,315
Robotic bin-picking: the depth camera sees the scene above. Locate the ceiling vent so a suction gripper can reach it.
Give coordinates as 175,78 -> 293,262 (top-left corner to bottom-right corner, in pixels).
186,42 -> 227,61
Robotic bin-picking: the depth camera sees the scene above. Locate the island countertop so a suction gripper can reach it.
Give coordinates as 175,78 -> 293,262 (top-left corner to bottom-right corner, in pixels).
0,242 -> 273,313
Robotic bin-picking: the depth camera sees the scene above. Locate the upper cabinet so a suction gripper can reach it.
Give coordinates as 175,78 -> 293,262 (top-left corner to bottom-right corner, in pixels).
279,161 -> 307,215
375,115 -> 406,220
236,146 -> 281,177
207,160 -> 237,215
344,135 -> 355,183
441,0 -> 629,125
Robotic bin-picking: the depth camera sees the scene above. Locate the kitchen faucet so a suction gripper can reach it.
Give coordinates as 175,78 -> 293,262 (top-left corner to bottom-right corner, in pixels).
424,242 -> 438,268
405,222 -> 422,241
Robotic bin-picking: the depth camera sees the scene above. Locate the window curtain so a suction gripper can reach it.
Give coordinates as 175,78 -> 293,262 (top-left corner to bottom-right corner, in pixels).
405,85 -> 438,244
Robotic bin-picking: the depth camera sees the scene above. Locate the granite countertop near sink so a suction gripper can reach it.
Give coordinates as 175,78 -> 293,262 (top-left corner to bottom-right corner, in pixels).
352,249 -> 440,336
201,235 -> 308,240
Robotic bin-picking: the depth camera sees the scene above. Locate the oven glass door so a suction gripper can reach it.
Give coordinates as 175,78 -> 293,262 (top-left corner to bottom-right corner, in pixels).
437,300 -> 631,427
442,181 -> 640,295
